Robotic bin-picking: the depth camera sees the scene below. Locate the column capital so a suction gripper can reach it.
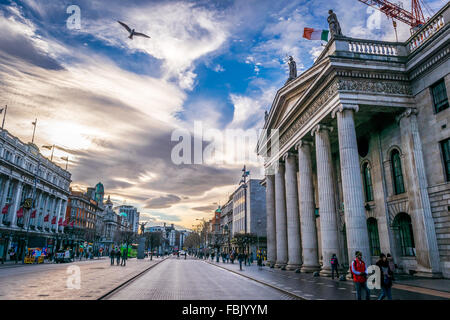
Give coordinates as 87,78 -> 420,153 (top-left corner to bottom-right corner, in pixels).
311,124 -> 333,137
282,151 -> 297,162
396,107 -> 418,123
295,140 -> 313,150
331,104 -> 359,118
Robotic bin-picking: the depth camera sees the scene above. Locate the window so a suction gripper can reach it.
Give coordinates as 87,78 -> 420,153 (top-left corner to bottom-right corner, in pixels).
362,163 -> 374,202
393,213 -> 415,256
431,79 -> 449,113
441,138 -> 450,182
367,218 -> 381,256
391,150 -> 405,195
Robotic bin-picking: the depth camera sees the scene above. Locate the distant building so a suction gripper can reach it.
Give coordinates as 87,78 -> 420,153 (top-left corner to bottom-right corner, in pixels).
115,205 -> 140,233
232,179 -> 267,237
220,198 -> 233,253
64,187 -> 104,253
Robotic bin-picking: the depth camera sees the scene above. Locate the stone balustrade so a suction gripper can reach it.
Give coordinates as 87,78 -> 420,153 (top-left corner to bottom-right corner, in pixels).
408,15 -> 446,52
348,40 -> 399,56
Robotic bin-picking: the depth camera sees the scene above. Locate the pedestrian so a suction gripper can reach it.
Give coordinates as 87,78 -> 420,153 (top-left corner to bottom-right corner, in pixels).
110,248 -> 115,266
238,252 -> 244,271
386,253 -> 397,280
376,253 -> 393,300
351,251 -> 371,300
249,252 -> 253,265
226,253 -> 230,263
121,248 -> 127,266
257,252 -> 263,270
116,247 -> 121,266
331,254 -> 339,280
8,247 -> 16,263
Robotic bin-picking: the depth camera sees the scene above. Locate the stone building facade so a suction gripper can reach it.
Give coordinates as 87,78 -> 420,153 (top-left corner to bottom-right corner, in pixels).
258,4 -> 450,278
0,129 -> 71,261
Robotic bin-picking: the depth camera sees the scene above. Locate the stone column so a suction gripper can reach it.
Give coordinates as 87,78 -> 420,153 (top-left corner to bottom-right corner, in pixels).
312,125 -> 340,276
397,108 -> 441,277
274,162 -> 288,268
265,172 -> 277,267
10,181 -> 23,227
1,177 -> 11,225
283,152 -> 302,270
56,198 -> 62,233
333,104 -> 371,266
296,140 -> 320,272
61,199 -> 67,233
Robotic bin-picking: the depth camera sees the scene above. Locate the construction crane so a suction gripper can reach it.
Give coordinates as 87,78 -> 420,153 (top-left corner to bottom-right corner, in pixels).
358,0 -> 426,28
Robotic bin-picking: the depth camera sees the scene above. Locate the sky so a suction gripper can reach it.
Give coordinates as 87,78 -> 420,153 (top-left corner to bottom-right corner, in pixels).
0,0 -> 446,229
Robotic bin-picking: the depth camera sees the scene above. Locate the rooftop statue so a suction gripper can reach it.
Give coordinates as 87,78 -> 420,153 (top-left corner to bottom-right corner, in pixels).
287,56 -> 297,83
328,10 -> 343,38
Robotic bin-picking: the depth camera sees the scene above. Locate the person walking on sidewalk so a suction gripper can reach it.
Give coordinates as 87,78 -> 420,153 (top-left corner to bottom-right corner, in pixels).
116,247 -> 121,266
238,252 -> 244,271
386,253 -> 397,281
331,254 -> 339,280
351,251 -> 371,300
257,252 -> 263,270
110,248 -> 115,266
121,248 -> 127,266
376,253 -> 393,300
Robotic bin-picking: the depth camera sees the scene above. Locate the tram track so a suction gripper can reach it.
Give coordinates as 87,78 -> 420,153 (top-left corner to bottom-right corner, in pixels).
97,256 -> 169,300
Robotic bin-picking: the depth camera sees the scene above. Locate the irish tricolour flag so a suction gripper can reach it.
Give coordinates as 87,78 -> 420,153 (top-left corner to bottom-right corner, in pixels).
303,28 -> 329,41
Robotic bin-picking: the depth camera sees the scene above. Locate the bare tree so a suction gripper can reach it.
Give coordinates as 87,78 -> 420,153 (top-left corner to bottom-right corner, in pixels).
144,231 -> 162,259
184,232 -> 201,250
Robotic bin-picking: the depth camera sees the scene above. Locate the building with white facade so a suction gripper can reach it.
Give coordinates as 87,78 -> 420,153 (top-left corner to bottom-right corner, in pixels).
258,4 -> 450,277
0,129 -> 71,262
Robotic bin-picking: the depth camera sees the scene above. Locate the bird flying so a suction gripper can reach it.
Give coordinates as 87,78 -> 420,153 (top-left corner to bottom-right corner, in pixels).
117,21 -> 151,39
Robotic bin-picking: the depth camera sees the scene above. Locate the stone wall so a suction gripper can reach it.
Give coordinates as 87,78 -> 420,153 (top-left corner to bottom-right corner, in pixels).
414,72 -> 450,277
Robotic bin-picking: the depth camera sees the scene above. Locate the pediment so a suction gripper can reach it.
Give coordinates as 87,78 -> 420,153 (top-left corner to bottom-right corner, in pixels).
268,59 -> 331,131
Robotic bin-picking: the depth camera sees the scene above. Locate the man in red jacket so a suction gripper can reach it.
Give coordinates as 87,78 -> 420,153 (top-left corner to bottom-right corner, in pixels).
351,251 -> 371,300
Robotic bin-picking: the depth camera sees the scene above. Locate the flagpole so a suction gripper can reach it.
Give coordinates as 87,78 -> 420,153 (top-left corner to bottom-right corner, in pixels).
1,105 -> 7,131
31,118 -> 37,144
51,145 -> 55,161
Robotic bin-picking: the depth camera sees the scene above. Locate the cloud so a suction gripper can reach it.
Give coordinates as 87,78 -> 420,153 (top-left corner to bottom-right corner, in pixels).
192,204 -> 218,213
144,194 -> 182,209
77,1 -> 230,90
0,6 -> 63,70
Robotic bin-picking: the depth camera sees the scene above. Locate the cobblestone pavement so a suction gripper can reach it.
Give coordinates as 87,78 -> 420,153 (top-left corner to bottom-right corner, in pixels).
0,256 -> 165,300
107,257 -> 297,300
204,259 -> 450,300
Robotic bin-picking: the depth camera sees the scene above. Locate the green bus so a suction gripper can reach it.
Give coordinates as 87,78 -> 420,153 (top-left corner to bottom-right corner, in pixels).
120,244 -> 138,258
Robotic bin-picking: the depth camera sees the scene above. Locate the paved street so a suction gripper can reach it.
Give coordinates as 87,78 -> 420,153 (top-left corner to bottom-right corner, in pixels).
1,255 -> 449,300
107,257 -> 296,300
204,259 -> 450,300
0,256 -> 165,300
